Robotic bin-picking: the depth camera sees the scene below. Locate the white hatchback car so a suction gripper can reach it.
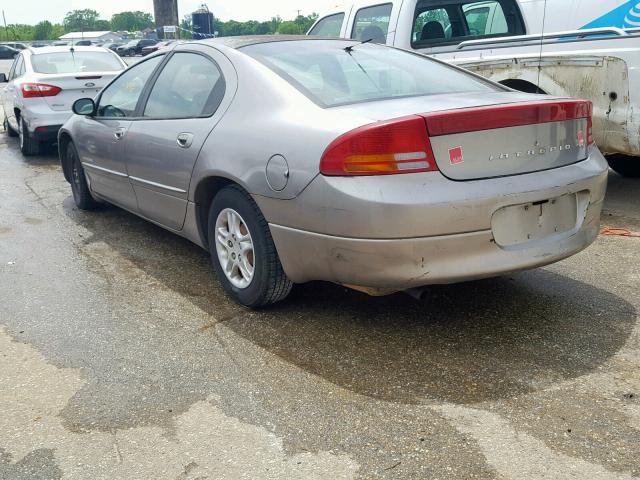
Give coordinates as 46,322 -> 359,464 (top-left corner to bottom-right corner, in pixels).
1,46 -> 126,155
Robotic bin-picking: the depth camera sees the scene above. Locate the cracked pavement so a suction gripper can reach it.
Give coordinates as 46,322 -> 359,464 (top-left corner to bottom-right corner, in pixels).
1,110 -> 639,479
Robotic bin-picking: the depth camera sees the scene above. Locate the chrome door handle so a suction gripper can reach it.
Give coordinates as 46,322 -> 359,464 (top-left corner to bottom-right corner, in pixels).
114,127 -> 126,140
176,133 -> 194,149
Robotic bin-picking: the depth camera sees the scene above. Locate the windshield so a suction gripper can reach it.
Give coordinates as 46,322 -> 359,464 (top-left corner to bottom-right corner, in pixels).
243,40 -> 497,107
31,52 -> 123,74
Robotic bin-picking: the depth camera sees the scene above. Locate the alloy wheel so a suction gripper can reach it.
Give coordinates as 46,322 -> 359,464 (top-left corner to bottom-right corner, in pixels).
214,208 -> 255,289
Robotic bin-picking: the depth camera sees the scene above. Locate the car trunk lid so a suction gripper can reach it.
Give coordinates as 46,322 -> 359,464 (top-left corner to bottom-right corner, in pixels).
422,100 -> 592,180
37,72 -> 118,111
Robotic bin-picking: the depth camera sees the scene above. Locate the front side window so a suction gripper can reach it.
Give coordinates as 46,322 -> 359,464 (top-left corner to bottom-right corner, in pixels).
350,4 -> 393,43
308,13 -> 345,37
244,40 -> 497,108
143,52 -> 224,118
411,0 -> 522,48
31,52 -> 124,74
97,55 -> 163,118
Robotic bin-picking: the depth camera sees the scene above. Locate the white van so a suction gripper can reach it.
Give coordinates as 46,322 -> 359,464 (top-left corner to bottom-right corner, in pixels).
309,0 -> 640,176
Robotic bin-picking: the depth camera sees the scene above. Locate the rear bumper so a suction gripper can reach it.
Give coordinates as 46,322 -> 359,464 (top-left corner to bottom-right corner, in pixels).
260,149 -> 608,290
32,124 -> 63,142
269,199 -> 602,290
21,103 -> 72,137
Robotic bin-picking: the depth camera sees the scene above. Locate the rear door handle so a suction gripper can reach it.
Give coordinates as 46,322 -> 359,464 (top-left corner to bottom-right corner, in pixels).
114,127 -> 126,140
176,133 -> 194,149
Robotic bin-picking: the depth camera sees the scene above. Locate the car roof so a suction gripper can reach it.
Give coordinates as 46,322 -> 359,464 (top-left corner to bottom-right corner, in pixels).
23,46 -> 113,55
199,35 -> 356,50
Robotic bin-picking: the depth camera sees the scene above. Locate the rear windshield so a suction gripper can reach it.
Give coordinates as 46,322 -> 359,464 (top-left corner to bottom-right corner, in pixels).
31,52 -> 123,74
243,40 -> 497,107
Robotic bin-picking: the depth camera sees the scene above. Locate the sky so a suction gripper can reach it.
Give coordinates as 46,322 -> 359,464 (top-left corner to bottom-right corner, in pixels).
2,0 -> 343,25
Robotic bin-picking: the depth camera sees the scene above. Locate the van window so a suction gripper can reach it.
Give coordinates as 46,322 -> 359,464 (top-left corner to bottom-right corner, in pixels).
411,0 -> 523,48
309,13 -> 345,37
350,3 -> 393,44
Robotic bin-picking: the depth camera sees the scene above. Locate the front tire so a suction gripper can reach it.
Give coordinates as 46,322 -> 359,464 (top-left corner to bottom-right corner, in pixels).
208,185 -> 292,308
67,142 -> 100,210
607,154 -> 640,178
3,117 -> 18,137
19,118 -> 40,156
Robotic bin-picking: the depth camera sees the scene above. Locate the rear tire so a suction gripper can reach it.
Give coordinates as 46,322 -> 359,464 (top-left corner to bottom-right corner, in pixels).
208,185 -> 292,308
607,154 -> 640,178
19,118 -> 40,156
3,117 -> 18,137
67,142 -> 100,210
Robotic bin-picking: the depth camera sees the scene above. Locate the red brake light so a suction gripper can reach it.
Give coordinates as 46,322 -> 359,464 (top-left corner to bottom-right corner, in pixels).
422,100 -> 593,137
320,115 -> 437,176
21,83 -> 62,98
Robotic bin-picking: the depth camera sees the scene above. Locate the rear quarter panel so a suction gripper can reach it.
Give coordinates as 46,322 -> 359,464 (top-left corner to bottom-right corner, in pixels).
189,46 -> 373,201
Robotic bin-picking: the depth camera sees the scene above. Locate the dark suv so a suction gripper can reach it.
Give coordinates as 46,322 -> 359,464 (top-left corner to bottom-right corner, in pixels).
116,39 -> 158,57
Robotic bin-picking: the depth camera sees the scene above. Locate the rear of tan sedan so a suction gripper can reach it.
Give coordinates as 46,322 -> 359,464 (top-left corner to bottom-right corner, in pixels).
257,100 -> 608,294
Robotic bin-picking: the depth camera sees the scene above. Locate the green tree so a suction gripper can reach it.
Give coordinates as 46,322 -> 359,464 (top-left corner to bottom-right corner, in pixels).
94,20 -> 111,31
5,24 -> 35,41
63,9 -> 102,31
277,21 -> 301,34
111,11 -> 154,32
33,20 -> 53,40
51,24 -> 67,39
180,14 -> 192,33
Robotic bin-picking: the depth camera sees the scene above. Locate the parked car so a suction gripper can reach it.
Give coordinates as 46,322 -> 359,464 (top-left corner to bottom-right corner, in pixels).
74,40 -> 93,46
52,41 -> 69,46
117,39 -> 158,56
1,42 -> 28,50
141,40 -> 174,56
309,0 -> 640,176
102,42 -> 123,52
58,36 -> 608,307
1,46 -> 127,155
30,42 -> 47,48
0,45 -> 18,59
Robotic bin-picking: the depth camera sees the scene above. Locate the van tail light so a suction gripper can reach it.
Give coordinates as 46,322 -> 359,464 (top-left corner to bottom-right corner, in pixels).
320,115 -> 437,176
21,83 -> 62,98
422,99 -> 594,144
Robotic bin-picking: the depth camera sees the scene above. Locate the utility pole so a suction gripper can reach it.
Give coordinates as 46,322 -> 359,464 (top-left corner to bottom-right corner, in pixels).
2,11 -> 7,42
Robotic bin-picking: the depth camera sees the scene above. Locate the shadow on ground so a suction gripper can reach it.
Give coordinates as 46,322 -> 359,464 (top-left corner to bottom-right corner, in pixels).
65,196 -> 636,406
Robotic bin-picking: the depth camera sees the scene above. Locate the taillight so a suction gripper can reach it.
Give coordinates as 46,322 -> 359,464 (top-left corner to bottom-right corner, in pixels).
21,83 -> 62,98
320,115 -> 437,176
422,100 -> 593,137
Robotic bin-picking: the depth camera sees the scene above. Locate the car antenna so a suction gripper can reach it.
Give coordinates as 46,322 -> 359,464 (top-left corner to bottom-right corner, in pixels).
344,37 -> 373,53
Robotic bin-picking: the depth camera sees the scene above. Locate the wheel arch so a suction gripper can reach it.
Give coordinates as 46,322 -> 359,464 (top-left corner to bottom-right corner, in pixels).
193,175 -> 242,247
58,131 -> 73,183
499,79 -> 547,94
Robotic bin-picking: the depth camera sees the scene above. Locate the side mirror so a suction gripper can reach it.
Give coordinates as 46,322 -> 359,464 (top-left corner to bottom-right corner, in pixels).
0,73 -> 6,83
73,98 -> 96,116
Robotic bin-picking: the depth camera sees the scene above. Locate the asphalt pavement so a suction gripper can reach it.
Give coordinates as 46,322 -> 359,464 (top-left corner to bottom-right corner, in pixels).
1,61 -> 640,479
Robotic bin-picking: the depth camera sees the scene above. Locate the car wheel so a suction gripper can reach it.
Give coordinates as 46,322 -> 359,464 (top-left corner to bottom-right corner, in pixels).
3,117 -> 18,137
208,185 -> 293,308
19,118 -> 40,156
607,154 -> 640,178
67,141 -> 100,210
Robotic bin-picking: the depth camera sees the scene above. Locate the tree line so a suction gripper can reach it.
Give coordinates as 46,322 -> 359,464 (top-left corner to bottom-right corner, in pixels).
1,9 -> 319,41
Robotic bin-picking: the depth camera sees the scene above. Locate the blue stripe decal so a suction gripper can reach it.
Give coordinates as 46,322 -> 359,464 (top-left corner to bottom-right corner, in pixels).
580,1 -> 640,29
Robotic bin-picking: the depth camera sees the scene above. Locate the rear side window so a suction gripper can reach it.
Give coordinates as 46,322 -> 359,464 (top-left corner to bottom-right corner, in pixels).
308,13 -> 345,37
350,4 -> 393,43
243,40 -> 497,108
31,52 -> 123,74
143,52 -> 225,118
13,55 -> 25,77
411,0 -> 523,48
